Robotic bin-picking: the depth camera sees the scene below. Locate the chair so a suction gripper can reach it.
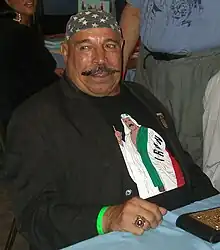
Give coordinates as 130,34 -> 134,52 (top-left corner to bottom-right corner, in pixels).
4,218 -> 17,250
0,122 -> 5,170
0,123 -> 18,250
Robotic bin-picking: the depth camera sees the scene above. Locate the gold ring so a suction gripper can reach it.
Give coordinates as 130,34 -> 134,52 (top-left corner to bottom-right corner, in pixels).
134,215 -> 146,228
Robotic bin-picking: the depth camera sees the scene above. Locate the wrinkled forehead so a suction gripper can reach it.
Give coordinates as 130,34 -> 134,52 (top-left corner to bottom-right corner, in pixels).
67,27 -> 122,46
65,9 -> 121,40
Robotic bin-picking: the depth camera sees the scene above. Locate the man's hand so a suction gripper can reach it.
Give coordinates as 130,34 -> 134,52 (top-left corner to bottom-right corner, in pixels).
103,197 -> 167,235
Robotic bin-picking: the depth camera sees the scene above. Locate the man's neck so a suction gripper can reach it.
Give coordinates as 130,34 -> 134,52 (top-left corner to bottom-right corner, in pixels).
107,85 -> 121,97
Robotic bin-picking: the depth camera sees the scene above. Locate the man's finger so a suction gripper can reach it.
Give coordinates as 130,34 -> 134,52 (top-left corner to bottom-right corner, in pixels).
159,206 -> 167,215
140,210 -> 159,229
138,199 -> 163,223
129,224 -> 145,236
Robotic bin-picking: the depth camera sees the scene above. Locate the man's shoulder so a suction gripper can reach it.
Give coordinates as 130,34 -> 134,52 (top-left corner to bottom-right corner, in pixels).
124,81 -> 174,126
124,81 -> 157,102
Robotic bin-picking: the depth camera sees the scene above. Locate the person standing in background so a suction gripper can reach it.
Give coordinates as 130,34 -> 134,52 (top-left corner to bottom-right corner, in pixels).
0,0 -> 58,127
203,70 -> 220,191
120,0 -> 220,167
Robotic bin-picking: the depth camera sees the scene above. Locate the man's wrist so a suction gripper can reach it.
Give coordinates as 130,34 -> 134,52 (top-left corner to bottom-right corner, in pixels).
96,206 -> 110,235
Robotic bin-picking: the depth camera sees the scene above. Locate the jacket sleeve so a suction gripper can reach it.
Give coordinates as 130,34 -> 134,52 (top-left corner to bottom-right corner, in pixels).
4,110 -> 102,250
155,89 -> 220,201
166,108 -> 219,200
183,151 -> 219,200
166,111 -> 219,201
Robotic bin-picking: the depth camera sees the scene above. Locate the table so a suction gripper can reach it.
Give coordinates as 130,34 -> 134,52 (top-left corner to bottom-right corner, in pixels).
63,194 -> 220,250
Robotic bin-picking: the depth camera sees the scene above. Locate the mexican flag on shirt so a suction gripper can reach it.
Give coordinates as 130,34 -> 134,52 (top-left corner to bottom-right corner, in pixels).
114,113 -> 185,199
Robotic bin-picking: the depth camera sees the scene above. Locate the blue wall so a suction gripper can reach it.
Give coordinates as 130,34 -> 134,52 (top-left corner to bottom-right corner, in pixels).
42,0 -> 126,21
43,0 -> 77,15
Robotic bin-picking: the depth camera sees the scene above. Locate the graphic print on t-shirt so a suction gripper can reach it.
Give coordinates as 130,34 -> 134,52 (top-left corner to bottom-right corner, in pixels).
114,114 -> 185,199
145,0 -> 203,28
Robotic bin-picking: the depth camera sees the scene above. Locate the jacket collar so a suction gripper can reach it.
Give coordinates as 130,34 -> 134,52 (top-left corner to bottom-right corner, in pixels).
58,74 -> 84,100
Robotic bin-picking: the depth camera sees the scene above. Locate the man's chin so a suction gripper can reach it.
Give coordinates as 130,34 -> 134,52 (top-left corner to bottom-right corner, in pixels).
86,82 -> 120,97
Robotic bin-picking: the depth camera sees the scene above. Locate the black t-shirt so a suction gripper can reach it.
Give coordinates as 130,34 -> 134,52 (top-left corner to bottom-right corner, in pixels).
88,85 -> 172,150
85,85 -> 186,203
90,85 -> 161,133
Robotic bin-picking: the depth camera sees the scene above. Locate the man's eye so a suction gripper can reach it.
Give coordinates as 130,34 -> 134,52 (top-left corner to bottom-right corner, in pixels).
79,45 -> 90,51
106,44 -> 117,49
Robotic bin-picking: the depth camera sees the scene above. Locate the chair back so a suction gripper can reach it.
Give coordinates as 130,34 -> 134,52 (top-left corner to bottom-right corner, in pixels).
0,122 -> 5,170
0,124 -> 18,250
4,218 -> 17,250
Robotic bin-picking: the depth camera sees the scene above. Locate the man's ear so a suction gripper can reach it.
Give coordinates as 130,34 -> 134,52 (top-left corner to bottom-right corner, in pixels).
61,42 -> 69,63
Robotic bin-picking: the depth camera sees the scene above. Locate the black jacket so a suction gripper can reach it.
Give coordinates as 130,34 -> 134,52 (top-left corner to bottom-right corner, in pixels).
4,77 -> 218,250
0,17 -> 58,126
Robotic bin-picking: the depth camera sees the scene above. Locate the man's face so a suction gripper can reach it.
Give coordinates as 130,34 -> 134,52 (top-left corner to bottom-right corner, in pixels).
7,0 -> 37,16
61,27 -> 123,97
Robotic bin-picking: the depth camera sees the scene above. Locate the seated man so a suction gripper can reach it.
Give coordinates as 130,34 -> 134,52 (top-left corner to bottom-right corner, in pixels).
203,71 -> 220,191
4,10 -> 218,250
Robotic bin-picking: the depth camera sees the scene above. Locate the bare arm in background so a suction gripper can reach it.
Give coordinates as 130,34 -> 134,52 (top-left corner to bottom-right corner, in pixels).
120,3 -> 140,71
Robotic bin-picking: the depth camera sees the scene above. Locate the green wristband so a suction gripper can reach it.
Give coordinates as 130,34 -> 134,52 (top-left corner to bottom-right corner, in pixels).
96,206 -> 109,235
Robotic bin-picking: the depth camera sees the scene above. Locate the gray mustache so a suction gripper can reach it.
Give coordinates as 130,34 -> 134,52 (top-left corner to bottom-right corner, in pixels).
81,65 -> 120,76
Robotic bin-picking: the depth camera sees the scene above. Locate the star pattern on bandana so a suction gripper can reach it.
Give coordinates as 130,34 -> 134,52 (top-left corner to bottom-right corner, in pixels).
100,18 -> 106,23
92,23 -> 98,28
92,14 -> 99,18
82,20 -> 88,25
66,10 -> 121,39
78,17 -> 85,22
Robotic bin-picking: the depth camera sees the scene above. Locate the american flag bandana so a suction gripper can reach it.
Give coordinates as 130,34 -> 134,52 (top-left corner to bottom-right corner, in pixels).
65,9 -> 121,40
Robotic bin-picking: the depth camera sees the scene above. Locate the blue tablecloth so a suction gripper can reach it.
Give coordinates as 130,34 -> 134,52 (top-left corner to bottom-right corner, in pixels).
63,194 -> 220,250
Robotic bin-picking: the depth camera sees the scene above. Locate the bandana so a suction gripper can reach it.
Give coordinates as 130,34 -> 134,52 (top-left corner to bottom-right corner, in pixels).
65,9 -> 121,40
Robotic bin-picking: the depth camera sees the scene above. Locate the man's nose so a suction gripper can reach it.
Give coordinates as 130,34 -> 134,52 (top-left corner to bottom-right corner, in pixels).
93,47 -> 106,64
